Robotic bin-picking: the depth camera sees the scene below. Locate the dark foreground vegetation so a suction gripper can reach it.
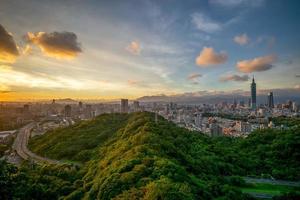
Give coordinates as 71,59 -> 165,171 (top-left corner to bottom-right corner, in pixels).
1,112 -> 300,199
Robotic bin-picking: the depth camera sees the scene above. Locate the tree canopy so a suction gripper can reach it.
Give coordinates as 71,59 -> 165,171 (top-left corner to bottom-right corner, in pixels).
2,112 -> 299,199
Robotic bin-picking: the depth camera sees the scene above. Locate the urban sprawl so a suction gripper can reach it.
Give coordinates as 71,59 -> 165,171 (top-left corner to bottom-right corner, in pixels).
1,77 -> 299,146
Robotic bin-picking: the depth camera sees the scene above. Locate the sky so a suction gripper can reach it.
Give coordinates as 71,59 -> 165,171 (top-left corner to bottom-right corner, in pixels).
0,0 -> 299,101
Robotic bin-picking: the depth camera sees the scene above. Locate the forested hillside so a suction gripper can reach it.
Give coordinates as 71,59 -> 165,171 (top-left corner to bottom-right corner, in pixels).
2,112 -> 300,199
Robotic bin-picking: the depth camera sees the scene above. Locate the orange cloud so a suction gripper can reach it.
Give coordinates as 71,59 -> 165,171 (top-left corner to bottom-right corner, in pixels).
126,41 -> 141,55
22,44 -> 32,55
196,47 -> 227,66
127,79 -> 140,85
26,31 -> 82,59
234,33 -> 249,45
0,24 -> 19,63
237,55 -> 277,73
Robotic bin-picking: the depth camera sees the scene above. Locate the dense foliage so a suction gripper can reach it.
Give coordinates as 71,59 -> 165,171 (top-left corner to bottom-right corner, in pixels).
2,112 -> 300,199
0,138 -> 13,157
271,116 -> 300,127
29,114 -> 129,162
0,160 -> 80,200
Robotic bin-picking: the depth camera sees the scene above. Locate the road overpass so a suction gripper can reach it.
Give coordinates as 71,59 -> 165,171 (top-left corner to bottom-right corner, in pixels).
12,122 -> 61,165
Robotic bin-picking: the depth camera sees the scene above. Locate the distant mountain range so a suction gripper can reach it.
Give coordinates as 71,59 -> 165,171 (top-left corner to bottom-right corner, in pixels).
6,88 -> 299,105
137,88 -> 300,104
54,98 -> 78,104
44,98 -> 120,104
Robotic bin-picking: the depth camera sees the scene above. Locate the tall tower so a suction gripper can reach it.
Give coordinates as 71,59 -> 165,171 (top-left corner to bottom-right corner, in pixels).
64,105 -> 72,117
268,92 -> 274,108
251,76 -> 256,110
120,99 -> 129,113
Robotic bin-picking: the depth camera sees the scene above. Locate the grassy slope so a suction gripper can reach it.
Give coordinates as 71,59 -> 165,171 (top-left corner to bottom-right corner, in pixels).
28,112 -> 300,200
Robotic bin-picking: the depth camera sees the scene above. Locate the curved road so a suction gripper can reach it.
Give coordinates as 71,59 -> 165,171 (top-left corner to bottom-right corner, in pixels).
12,122 -> 61,165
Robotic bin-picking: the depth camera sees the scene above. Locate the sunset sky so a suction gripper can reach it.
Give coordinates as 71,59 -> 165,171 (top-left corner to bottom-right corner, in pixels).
0,0 -> 300,101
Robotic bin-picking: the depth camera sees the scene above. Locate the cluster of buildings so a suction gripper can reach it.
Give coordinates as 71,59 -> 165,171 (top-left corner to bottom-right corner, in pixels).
0,130 -> 16,144
117,77 -> 298,137
151,77 -> 298,137
0,77 -> 299,140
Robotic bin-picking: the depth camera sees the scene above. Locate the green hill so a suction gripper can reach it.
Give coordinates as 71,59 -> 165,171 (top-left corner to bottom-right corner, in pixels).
6,112 -> 300,199
29,113 -> 130,162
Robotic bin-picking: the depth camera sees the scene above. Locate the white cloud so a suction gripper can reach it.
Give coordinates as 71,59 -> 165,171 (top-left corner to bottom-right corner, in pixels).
256,36 -> 276,48
191,13 -> 221,33
0,65 -> 102,90
210,0 -> 265,8
234,33 -> 249,45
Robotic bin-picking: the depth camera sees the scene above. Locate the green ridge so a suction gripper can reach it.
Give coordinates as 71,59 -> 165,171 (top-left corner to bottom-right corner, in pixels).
2,112 -> 300,199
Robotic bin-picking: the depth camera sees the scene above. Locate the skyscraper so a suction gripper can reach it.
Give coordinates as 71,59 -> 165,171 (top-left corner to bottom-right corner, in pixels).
267,92 -> 274,108
85,104 -> 93,118
64,105 -> 72,117
133,101 -> 140,112
194,112 -> 202,128
251,77 -> 256,110
233,99 -> 237,109
292,102 -> 298,112
248,98 -> 251,108
121,99 -> 129,113
78,101 -> 83,109
210,123 -> 223,137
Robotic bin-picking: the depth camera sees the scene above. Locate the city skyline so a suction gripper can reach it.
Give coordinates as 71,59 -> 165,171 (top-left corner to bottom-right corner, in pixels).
0,0 -> 300,101
1,2 -> 299,199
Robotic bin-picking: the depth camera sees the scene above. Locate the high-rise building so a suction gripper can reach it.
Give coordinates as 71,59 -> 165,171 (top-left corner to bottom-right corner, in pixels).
251,77 -> 257,110
233,99 -> 237,108
64,105 -> 72,117
287,100 -> 293,110
153,102 -> 157,108
236,121 -> 252,133
248,98 -> 251,108
239,100 -> 245,107
78,101 -> 83,109
49,99 -> 57,115
133,101 -> 140,112
210,123 -> 223,137
121,99 -> 129,113
23,104 -> 30,113
85,104 -> 93,118
292,102 -> 298,112
267,92 -> 274,108
169,102 -> 177,110
78,101 -> 83,115
194,112 -> 202,128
